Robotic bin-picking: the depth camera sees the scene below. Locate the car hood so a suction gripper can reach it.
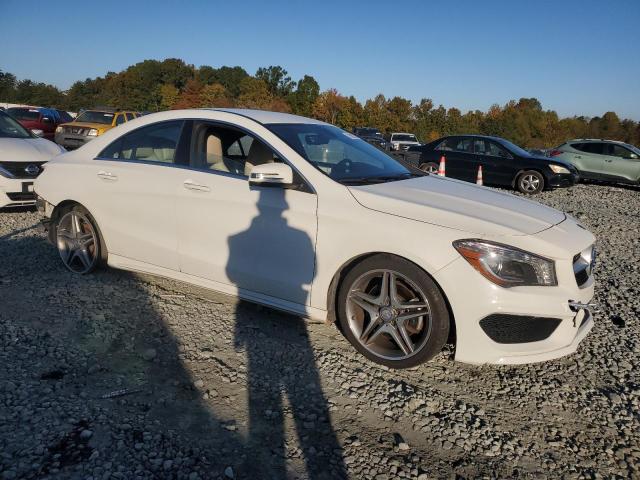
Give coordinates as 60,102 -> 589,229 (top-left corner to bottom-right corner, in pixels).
62,121 -> 113,130
528,155 -> 575,170
0,137 -> 63,162
348,175 -> 566,236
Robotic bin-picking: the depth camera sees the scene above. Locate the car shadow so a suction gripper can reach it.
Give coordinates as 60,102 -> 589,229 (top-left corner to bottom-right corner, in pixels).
227,188 -> 347,479
0,230 -> 268,478
1,205 -> 346,478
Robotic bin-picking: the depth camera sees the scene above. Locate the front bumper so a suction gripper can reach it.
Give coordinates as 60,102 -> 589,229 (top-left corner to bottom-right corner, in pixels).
0,177 -> 37,208
548,172 -> 579,188
55,132 -> 95,150
434,247 -> 595,365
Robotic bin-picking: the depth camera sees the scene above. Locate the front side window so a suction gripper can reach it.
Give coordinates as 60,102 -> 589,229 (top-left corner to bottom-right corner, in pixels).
115,114 -> 126,126
605,143 -> 634,158
0,111 -> 32,138
486,141 -> 511,158
99,120 -> 184,163
267,123 -> 412,184
190,122 -> 280,177
75,111 -> 115,125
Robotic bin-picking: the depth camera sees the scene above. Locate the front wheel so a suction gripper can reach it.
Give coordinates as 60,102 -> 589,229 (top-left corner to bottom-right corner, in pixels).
55,206 -> 104,274
337,254 -> 450,368
516,170 -> 545,194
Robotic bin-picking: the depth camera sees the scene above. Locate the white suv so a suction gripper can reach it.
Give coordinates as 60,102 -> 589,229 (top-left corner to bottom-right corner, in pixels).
0,110 -> 64,209
34,109 -> 596,368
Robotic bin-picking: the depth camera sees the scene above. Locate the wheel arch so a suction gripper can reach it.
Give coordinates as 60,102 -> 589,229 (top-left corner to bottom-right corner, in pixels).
49,200 -> 108,264
325,251 -> 457,344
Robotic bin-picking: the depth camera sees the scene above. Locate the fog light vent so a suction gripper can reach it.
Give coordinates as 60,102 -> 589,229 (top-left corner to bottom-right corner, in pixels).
479,314 -> 561,344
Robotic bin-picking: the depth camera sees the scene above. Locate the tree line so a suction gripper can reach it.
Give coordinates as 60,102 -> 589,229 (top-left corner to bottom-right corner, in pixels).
2,58 -> 639,148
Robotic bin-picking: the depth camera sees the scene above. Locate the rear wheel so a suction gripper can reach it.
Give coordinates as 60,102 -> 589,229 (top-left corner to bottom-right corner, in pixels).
419,162 -> 439,174
516,170 -> 545,194
55,205 -> 104,274
337,254 -> 450,368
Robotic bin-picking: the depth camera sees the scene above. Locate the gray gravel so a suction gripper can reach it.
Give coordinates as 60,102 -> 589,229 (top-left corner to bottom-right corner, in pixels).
1,183 -> 639,479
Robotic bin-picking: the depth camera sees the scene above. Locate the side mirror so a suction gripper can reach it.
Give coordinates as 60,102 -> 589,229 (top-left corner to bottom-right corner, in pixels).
249,163 -> 294,187
629,153 -> 639,160
31,129 -> 44,137
42,117 -> 53,123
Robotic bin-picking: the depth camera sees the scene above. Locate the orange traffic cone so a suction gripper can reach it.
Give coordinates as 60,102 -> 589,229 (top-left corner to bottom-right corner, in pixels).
476,165 -> 483,185
437,155 -> 446,176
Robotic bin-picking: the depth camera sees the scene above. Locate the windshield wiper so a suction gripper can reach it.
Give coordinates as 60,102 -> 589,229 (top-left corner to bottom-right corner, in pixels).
338,173 -> 419,185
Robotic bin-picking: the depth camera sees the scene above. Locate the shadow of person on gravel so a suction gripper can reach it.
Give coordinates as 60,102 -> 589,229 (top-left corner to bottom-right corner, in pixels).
228,189 -> 346,479
0,230 -> 250,479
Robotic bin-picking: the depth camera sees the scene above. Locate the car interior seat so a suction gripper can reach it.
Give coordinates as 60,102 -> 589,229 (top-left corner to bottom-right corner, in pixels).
243,140 -> 277,176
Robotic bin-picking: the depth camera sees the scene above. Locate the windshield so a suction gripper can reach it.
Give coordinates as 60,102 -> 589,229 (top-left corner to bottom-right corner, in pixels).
267,123 -> 413,184
7,108 -> 40,121
497,138 -> 532,157
392,134 -> 418,142
75,111 -> 115,125
623,143 -> 640,156
0,111 -> 33,139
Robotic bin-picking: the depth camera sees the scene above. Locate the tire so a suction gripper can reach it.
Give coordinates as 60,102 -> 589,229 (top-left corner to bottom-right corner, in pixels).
419,162 -> 439,174
516,170 -> 545,194
337,254 -> 450,369
53,204 -> 106,274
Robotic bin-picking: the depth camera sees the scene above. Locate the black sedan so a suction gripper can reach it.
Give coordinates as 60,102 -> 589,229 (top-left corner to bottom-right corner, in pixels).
406,135 -> 578,194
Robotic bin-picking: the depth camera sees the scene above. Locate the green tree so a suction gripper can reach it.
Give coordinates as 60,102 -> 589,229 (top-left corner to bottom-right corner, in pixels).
0,70 -> 17,101
255,65 -> 296,96
287,75 -> 320,116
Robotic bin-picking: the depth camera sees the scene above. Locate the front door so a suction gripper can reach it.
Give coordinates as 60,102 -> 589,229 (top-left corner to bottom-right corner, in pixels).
603,143 -> 640,183
176,121 -> 318,306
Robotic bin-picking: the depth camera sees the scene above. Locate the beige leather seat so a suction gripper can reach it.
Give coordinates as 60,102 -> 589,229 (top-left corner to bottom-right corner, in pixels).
126,136 -> 176,163
206,135 -> 244,175
243,140 -> 276,176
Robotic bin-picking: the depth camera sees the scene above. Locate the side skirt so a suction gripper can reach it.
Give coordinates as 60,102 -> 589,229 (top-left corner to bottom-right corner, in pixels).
107,254 -> 329,322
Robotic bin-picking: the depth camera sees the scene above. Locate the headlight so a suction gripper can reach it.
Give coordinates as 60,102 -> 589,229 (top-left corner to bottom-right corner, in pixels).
87,129 -> 99,136
55,126 -> 63,133
453,239 -> 557,287
549,164 -> 570,174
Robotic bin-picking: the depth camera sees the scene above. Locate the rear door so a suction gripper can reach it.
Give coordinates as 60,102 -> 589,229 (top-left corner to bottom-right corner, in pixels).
434,137 -> 475,181
90,120 -> 187,270
571,142 -> 605,178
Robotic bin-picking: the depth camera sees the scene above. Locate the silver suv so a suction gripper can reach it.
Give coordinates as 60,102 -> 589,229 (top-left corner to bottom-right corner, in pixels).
551,139 -> 640,185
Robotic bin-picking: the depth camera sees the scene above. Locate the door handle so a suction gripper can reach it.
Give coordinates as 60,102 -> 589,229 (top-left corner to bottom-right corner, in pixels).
183,180 -> 211,192
574,155 -> 582,159
97,171 -> 117,181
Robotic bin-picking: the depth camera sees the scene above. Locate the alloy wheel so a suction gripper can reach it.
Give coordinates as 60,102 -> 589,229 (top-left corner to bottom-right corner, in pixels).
346,270 -> 432,361
56,211 -> 98,274
520,174 -> 541,193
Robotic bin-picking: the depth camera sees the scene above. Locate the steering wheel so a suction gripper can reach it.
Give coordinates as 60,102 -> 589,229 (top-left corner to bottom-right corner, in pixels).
334,158 -> 354,175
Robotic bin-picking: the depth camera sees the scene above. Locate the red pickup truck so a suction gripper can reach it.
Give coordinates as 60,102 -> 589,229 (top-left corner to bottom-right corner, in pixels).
5,107 -> 73,141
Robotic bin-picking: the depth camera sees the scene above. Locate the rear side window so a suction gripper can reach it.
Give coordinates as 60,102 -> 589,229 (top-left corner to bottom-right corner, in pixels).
99,121 -> 185,164
125,113 -> 134,121
115,114 -> 126,126
572,142 -> 604,154
436,137 -> 473,153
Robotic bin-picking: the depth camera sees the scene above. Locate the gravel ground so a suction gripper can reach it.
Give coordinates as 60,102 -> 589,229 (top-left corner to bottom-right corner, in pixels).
1,183 -> 639,480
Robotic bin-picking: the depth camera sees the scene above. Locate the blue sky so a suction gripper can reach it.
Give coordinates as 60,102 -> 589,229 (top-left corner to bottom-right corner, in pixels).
1,0 -> 639,119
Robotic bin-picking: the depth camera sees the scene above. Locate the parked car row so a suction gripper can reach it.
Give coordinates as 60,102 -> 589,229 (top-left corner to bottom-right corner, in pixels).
5,106 -> 73,141
54,108 -> 141,150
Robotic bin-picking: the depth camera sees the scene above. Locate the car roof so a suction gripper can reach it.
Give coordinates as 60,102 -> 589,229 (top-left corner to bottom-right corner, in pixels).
391,132 -> 416,135
207,108 -> 326,125
567,138 -> 626,144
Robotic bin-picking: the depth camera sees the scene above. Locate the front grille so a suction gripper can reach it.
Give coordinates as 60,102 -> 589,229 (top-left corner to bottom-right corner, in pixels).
65,126 -> 88,135
573,245 -> 596,288
6,192 -> 36,201
479,314 -> 561,344
0,161 -> 46,179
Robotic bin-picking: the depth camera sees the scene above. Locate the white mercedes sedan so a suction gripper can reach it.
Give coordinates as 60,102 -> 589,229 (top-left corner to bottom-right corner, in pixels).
34,109 -> 596,368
